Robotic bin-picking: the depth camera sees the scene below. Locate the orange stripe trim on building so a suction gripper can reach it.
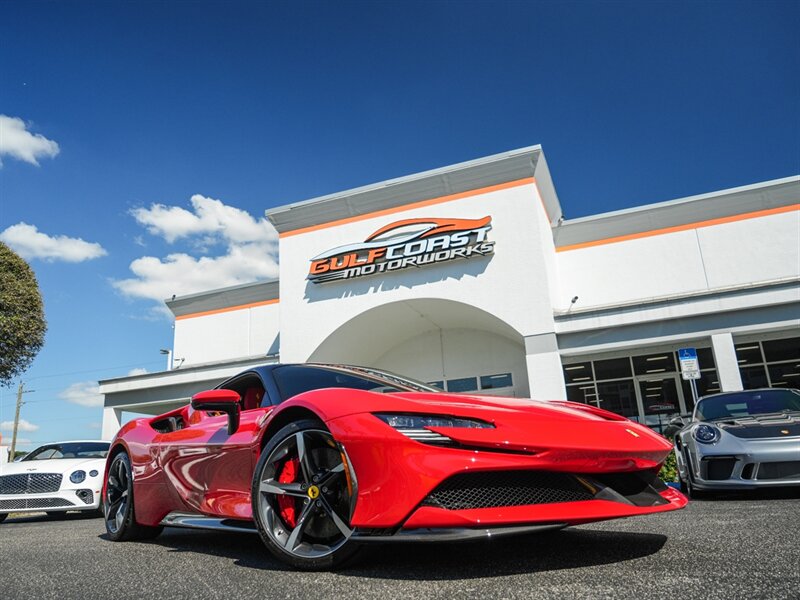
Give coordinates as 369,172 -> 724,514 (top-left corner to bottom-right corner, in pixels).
175,298 -> 279,321
279,177 -> 536,238
555,203 -> 800,253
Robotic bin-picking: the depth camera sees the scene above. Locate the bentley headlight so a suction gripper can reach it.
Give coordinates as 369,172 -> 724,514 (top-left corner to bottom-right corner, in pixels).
70,470 -> 86,484
693,424 -> 720,444
375,413 -> 494,446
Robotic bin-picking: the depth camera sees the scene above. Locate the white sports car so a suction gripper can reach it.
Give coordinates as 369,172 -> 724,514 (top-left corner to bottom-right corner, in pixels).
0,440 -> 110,521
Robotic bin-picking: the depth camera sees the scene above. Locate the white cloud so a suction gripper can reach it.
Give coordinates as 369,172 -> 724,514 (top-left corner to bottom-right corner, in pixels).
127,368 -> 148,376
0,222 -> 107,262
114,195 -> 279,310
0,419 -> 39,433
59,381 -> 104,408
132,194 -> 277,245
0,114 -> 60,166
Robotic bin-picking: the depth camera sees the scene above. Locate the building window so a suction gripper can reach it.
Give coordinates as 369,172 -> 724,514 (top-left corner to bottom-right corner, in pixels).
735,336 -> 800,389
563,347 -> 718,432
597,380 -> 639,419
480,373 -> 513,390
447,377 -> 478,393
427,381 -> 445,391
593,358 -> 631,381
632,352 -> 676,376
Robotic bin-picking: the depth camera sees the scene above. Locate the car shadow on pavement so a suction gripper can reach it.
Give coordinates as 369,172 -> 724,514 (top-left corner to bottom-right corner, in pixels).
118,526 -> 666,578
693,487 -> 800,501
342,529 -> 667,580
5,511 -> 102,524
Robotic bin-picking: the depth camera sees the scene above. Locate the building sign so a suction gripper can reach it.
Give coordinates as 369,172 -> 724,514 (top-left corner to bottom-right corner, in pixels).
678,347 -> 701,380
307,216 -> 494,284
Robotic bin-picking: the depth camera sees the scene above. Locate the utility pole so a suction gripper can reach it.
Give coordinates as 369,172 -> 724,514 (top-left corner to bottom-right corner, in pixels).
9,381 -> 25,461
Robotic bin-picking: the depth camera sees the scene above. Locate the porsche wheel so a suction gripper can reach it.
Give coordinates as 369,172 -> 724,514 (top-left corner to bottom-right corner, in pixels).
252,419 -> 359,570
104,452 -> 163,541
679,449 -> 707,499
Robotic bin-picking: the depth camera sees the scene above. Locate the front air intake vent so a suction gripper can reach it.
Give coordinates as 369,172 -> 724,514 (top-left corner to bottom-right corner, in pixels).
423,471 -> 594,510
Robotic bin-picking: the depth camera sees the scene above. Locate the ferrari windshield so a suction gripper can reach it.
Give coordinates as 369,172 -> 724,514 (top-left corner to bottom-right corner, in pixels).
272,364 -> 439,401
22,442 -> 110,461
695,389 -> 800,421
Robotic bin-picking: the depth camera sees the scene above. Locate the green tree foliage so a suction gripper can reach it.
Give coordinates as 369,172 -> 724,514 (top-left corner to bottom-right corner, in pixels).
659,450 -> 678,483
0,242 -> 46,386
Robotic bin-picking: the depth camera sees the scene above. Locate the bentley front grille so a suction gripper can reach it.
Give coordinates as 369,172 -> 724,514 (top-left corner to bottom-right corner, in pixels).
0,473 -> 63,495
423,471 -> 594,510
0,497 -> 74,510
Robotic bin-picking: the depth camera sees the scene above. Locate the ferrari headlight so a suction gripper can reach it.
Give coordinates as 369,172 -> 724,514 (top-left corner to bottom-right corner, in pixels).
375,413 -> 493,446
70,470 -> 86,484
375,413 -> 494,430
693,424 -> 720,444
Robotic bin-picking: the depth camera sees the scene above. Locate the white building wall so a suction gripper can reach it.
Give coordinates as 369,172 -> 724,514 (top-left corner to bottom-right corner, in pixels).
278,181 -> 559,364
698,211 -> 800,288
172,302 -> 280,366
372,328 -> 530,396
556,210 -> 800,309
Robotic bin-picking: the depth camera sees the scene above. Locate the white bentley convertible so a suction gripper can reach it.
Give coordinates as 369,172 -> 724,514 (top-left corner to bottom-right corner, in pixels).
0,440 -> 110,522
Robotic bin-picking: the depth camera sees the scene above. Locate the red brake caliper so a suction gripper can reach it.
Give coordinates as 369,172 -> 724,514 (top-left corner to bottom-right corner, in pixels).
277,458 -> 299,528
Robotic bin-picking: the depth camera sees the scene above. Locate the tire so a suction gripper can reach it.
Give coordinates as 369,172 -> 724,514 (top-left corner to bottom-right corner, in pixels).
252,419 -> 360,570
104,452 -> 163,541
679,448 -> 709,500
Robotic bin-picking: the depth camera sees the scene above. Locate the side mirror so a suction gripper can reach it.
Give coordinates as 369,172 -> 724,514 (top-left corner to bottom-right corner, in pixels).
191,389 -> 241,435
669,416 -> 687,428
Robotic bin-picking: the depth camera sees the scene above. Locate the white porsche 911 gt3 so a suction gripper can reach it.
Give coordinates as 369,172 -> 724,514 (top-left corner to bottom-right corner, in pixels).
0,440 -> 110,522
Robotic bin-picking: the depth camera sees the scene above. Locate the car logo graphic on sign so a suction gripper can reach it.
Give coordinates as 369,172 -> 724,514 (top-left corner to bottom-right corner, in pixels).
307,216 -> 494,284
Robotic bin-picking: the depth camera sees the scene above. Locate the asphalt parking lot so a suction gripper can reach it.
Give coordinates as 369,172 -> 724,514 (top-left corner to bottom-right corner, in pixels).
1,490 -> 798,600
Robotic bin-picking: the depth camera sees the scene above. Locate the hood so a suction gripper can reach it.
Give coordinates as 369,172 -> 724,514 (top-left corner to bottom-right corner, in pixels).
293,388 -> 673,468
716,412 -> 800,439
386,392 -> 627,423
0,457 -> 107,476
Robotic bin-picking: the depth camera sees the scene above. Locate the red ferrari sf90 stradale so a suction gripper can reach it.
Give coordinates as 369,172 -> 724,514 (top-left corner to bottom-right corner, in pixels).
103,363 -> 687,569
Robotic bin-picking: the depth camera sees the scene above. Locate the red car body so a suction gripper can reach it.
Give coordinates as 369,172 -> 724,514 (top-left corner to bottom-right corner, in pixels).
104,364 -> 686,567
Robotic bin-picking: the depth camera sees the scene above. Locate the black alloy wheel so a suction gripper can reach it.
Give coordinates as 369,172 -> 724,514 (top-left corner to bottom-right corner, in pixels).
104,451 -> 162,541
252,419 -> 360,570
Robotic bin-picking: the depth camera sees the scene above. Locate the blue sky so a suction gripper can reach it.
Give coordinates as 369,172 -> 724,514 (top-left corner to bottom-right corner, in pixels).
0,1 -> 798,450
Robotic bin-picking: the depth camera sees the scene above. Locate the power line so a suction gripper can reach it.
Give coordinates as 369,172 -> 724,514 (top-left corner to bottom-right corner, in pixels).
22,359 -> 165,382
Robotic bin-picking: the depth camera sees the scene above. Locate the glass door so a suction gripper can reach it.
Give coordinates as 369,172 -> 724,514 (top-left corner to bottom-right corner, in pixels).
637,375 -> 686,434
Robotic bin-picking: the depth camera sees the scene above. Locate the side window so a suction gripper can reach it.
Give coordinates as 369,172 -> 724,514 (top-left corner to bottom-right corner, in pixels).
35,449 -> 60,460
272,366 -> 399,401
220,373 -> 268,411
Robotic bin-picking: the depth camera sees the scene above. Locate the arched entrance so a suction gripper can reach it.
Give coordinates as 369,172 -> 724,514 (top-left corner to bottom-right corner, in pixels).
307,299 -> 529,396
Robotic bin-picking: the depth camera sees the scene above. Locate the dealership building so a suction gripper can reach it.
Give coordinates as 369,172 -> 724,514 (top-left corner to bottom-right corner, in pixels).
100,146 -> 800,439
